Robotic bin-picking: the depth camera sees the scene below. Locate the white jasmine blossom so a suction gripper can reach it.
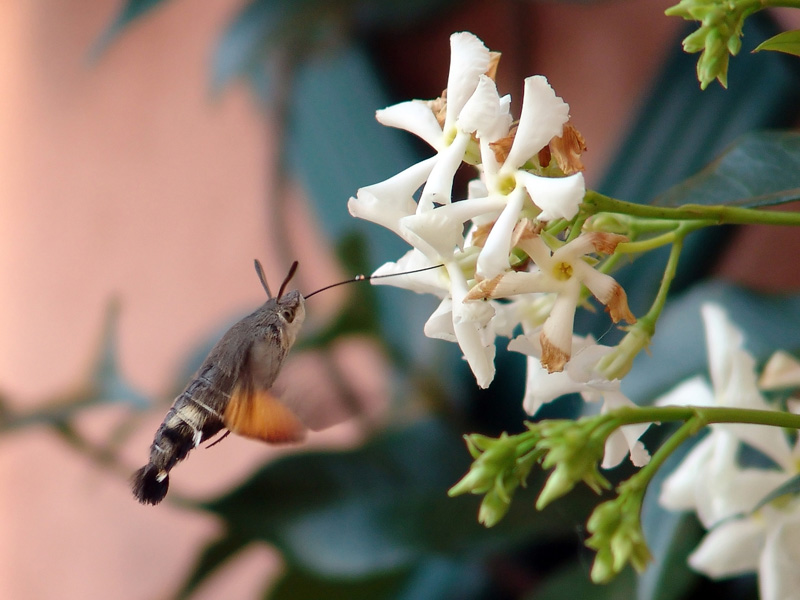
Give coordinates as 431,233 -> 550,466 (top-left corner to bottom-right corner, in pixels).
509,334 -> 650,468
349,31 -> 610,392
468,221 -> 635,372
658,304 -> 800,599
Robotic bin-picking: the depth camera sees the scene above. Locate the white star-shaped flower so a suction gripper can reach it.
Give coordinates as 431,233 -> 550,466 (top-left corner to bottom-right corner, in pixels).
509,333 -> 650,468
468,221 -> 635,372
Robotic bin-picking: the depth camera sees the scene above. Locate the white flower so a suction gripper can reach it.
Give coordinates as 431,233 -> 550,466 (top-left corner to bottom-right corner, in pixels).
371,250 -> 499,389
508,333 -> 650,468
375,32 -> 498,210
473,75 -> 586,281
468,221 -> 635,372
657,303 -> 800,599
759,350 -> 800,391
680,454 -> 800,600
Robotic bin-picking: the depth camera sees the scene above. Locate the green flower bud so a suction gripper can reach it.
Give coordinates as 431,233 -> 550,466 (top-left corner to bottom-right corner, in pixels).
478,488 -> 511,527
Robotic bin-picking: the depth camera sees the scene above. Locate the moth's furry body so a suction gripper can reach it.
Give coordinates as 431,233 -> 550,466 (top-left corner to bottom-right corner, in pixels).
132,288 -> 305,505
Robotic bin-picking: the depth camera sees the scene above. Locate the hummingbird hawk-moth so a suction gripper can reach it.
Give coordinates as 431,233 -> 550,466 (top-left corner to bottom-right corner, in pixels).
132,259 -> 442,505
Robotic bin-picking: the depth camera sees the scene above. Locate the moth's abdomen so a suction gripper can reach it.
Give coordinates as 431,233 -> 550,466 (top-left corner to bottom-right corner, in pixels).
131,464 -> 169,505
131,368 -> 229,505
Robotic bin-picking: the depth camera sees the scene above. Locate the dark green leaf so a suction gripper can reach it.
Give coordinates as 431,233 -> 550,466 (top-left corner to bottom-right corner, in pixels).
637,443 -> 704,600
654,131 -> 800,208
212,0 -> 342,92
199,419 -> 596,581
529,561 -> 636,600
754,31 -> 800,57
270,558 -> 486,600
270,566 -> 412,600
622,281 -> 800,405
295,233 -> 383,351
92,0 -> 171,58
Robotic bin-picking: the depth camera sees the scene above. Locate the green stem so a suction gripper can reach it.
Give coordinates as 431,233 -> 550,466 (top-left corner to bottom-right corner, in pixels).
612,404 -> 800,430
583,191 -> 800,226
623,417 -> 703,494
640,230 -> 684,327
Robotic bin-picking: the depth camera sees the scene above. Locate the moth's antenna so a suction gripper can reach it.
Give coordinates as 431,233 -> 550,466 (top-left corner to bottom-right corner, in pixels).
304,263 -> 444,299
253,259 -> 273,299
278,261 -> 300,298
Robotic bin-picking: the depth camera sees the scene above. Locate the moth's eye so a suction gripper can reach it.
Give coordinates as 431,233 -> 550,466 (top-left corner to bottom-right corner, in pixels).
281,308 -> 294,321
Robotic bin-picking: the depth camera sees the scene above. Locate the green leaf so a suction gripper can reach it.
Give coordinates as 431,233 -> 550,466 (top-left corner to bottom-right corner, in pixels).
754,30 -> 800,57
528,561 -> 636,600
636,443 -> 704,600
212,0 -> 342,92
189,419 -> 597,587
654,131 -> 800,208
270,566 -> 412,600
91,0 -> 171,58
295,233 -> 383,352
622,281 -> 800,404
270,559 -> 486,600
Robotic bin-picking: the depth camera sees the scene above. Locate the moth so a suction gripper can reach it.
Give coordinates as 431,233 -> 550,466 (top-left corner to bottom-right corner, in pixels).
132,259 -> 441,505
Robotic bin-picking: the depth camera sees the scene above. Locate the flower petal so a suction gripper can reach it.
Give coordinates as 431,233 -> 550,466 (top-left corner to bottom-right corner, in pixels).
540,279 -> 581,372
457,75 -> 512,141
572,262 -> 635,324
504,75 -> 570,169
371,249 -> 447,296
376,100 -> 445,150
509,333 -> 586,414
760,512 -> 800,600
760,351 -> 800,391
600,392 -> 651,468
466,269 -> 557,301
689,518 -> 764,578
424,297 -> 456,342
475,187 -> 526,280
418,131 -> 470,209
348,156 -> 437,234
444,32 -> 491,131
516,171 -> 585,221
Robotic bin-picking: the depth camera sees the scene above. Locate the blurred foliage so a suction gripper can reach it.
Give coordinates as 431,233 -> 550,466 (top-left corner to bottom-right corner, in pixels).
5,2 -> 793,600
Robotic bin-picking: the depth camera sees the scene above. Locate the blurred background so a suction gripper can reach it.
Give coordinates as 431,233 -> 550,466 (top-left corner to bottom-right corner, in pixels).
0,1 -> 798,599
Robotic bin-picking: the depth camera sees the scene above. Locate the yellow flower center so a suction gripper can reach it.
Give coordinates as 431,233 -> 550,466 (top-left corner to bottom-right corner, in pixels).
497,173 -> 516,196
553,261 -> 573,281
444,126 -> 457,146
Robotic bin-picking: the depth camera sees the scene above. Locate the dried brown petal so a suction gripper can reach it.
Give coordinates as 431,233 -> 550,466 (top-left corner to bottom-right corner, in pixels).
489,128 -> 516,164
604,283 -> 636,324
429,91 -> 448,128
471,222 -> 494,248
486,52 -> 501,80
540,331 -> 569,373
465,275 -> 502,300
549,122 -> 587,175
538,145 -> 552,168
587,232 -> 629,255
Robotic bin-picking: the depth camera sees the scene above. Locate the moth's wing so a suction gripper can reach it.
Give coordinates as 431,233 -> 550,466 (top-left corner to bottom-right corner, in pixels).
223,378 -> 307,443
270,356 -> 362,432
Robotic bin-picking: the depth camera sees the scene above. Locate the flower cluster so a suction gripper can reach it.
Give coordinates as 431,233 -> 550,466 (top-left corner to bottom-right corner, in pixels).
349,32 -> 642,464
665,0 -> 750,88
658,304 -> 800,599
